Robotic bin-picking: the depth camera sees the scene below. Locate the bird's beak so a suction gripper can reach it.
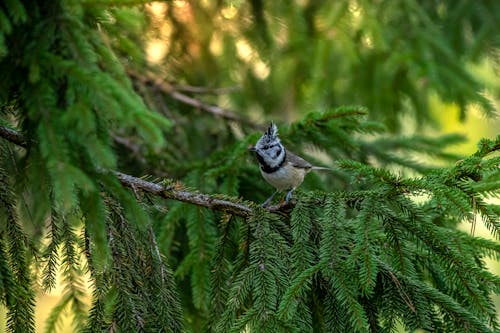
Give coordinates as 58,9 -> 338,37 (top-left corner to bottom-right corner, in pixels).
248,145 -> 256,152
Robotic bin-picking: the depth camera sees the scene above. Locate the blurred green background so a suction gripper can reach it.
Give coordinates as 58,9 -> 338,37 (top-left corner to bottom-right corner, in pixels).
1,0 -> 499,331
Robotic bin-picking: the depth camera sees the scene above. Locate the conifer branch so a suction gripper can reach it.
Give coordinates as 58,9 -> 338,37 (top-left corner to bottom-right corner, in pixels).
0,124 -> 292,217
113,171 -> 253,217
114,172 -> 293,217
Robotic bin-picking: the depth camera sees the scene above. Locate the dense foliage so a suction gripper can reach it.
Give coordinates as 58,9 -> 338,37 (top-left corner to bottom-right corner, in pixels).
0,0 -> 499,332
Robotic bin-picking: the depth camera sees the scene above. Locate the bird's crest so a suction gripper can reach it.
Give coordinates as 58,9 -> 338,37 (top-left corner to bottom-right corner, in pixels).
265,122 -> 278,139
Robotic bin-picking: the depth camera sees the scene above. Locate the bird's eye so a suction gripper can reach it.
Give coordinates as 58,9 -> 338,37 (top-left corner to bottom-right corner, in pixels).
263,145 -> 269,149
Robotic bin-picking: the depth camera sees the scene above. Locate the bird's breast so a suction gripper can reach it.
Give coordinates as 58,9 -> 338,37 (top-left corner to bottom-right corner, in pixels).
260,163 -> 307,191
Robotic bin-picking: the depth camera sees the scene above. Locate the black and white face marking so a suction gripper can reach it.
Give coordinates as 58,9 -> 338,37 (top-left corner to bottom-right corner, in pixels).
254,123 -> 286,172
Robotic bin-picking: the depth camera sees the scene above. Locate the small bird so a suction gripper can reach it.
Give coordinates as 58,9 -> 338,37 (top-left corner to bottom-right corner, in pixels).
249,123 -> 330,207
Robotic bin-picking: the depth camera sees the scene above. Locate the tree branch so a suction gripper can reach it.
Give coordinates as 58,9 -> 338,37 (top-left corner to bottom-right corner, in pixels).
128,70 -> 261,129
0,125 -> 27,148
113,171 -> 253,217
0,124 -> 289,218
171,83 -> 239,95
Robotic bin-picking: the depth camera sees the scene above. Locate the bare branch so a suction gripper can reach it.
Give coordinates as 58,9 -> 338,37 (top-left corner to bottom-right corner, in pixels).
113,171 -> 253,218
171,83 -> 239,95
0,124 -> 290,217
128,70 -> 260,128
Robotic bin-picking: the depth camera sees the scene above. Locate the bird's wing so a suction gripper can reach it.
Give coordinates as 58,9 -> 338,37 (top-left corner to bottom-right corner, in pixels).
286,151 -> 313,169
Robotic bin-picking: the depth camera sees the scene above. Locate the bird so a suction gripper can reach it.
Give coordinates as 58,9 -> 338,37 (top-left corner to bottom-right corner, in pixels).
249,122 -> 330,207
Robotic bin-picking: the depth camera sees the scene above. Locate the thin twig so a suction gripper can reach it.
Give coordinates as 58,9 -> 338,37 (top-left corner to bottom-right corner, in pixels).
111,134 -> 146,164
0,124 -> 290,217
171,83 -> 239,95
0,125 -> 27,148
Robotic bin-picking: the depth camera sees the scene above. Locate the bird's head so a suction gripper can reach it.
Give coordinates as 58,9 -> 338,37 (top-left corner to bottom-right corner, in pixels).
250,122 -> 285,169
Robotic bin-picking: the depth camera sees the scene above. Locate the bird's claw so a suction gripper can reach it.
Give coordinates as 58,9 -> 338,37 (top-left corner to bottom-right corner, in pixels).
261,191 -> 277,208
285,190 -> 294,204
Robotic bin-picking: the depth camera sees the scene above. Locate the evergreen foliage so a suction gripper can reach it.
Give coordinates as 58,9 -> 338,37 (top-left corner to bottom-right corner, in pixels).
0,1 -> 499,332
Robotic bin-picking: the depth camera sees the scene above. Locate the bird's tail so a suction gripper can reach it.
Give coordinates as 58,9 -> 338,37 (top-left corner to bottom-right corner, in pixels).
311,166 -> 332,171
